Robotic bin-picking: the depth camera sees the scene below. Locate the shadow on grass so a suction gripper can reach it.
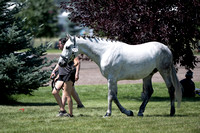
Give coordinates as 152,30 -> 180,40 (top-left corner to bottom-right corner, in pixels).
0,94 -> 57,106
14,102 -> 57,106
0,100 -> 57,106
181,96 -> 200,102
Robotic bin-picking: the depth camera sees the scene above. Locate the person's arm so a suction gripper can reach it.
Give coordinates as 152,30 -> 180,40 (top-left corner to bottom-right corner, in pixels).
50,64 -> 59,79
74,57 -> 80,81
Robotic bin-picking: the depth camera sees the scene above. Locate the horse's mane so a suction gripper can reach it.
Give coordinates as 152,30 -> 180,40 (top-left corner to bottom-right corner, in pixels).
77,35 -> 118,44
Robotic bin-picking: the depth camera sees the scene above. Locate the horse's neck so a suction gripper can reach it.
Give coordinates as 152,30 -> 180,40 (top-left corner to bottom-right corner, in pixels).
77,38 -> 107,66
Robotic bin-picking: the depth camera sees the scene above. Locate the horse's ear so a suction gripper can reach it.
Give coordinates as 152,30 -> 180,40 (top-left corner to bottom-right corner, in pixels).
70,36 -> 73,42
66,34 -> 73,42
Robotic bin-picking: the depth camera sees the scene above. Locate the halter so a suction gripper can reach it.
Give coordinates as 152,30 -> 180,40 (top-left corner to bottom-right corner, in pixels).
60,55 -> 68,62
60,36 -> 77,64
69,36 -> 77,62
60,53 -> 75,64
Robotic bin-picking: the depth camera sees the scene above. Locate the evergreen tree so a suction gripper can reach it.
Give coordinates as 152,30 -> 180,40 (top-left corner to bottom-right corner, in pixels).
0,0 -> 52,103
17,0 -> 59,37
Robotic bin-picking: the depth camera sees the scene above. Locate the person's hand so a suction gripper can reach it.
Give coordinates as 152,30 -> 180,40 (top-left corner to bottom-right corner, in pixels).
50,71 -> 55,79
55,75 -> 59,81
75,74 -> 79,81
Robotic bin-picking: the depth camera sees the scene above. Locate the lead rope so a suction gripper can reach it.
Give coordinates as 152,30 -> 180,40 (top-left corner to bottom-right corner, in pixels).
51,67 -> 73,92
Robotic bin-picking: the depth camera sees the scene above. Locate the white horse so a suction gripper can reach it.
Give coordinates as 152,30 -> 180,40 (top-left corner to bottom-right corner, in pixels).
58,36 -> 182,117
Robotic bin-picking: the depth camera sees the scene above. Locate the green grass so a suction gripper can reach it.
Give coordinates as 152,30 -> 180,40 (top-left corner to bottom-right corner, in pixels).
46,49 -> 60,53
33,37 -> 59,48
0,82 -> 200,133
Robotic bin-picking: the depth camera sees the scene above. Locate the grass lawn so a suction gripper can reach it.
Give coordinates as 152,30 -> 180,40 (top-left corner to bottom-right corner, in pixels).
0,82 -> 200,133
46,49 -> 60,53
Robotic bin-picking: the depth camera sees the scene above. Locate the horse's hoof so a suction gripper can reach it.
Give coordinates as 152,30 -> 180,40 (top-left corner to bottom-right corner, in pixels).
127,110 -> 134,116
103,112 -> 111,118
137,112 -> 144,117
170,107 -> 175,116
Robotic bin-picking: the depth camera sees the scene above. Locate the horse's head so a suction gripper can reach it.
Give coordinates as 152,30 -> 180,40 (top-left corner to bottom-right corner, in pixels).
58,36 -> 78,67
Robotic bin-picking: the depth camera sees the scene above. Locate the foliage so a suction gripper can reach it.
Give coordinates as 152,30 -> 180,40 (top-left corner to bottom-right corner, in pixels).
0,83 -> 200,132
0,0 -> 52,102
61,0 -> 200,69
17,0 -> 58,37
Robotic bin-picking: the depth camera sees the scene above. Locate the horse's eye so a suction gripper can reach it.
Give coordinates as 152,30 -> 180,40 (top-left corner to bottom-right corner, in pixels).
66,46 -> 70,49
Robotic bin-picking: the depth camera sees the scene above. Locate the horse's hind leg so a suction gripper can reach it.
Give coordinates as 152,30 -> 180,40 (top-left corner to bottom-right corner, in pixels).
138,75 -> 154,116
104,79 -> 133,117
160,71 -> 176,116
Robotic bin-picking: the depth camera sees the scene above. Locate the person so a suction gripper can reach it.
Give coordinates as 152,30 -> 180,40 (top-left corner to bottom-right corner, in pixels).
50,38 -> 84,117
180,70 -> 195,97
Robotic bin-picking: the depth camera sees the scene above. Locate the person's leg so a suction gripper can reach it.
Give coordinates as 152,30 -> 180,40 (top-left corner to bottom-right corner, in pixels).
62,91 -> 67,108
71,86 -> 84,108
52,81 -> 65,112
63,81 -> 73,116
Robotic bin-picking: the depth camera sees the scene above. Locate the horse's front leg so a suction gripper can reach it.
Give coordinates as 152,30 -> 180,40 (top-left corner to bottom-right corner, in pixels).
104,79 -> 133,117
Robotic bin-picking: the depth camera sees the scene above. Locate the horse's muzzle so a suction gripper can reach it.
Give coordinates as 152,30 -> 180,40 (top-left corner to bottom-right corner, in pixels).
59,55 -> 69,67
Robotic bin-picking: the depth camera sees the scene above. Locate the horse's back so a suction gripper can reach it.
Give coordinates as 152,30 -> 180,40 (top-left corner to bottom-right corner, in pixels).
100,41 -> 172,80
123,41 -> 169,55
119,41 -> 170,64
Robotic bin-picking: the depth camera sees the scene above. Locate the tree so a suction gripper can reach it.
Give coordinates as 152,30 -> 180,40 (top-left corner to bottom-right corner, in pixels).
17,0 -> 58,37
61,0 -> 200,69
0,0 -> 52,103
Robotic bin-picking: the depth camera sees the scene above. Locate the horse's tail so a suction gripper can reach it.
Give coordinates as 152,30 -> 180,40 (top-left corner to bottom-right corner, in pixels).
170,65 -> 182,107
